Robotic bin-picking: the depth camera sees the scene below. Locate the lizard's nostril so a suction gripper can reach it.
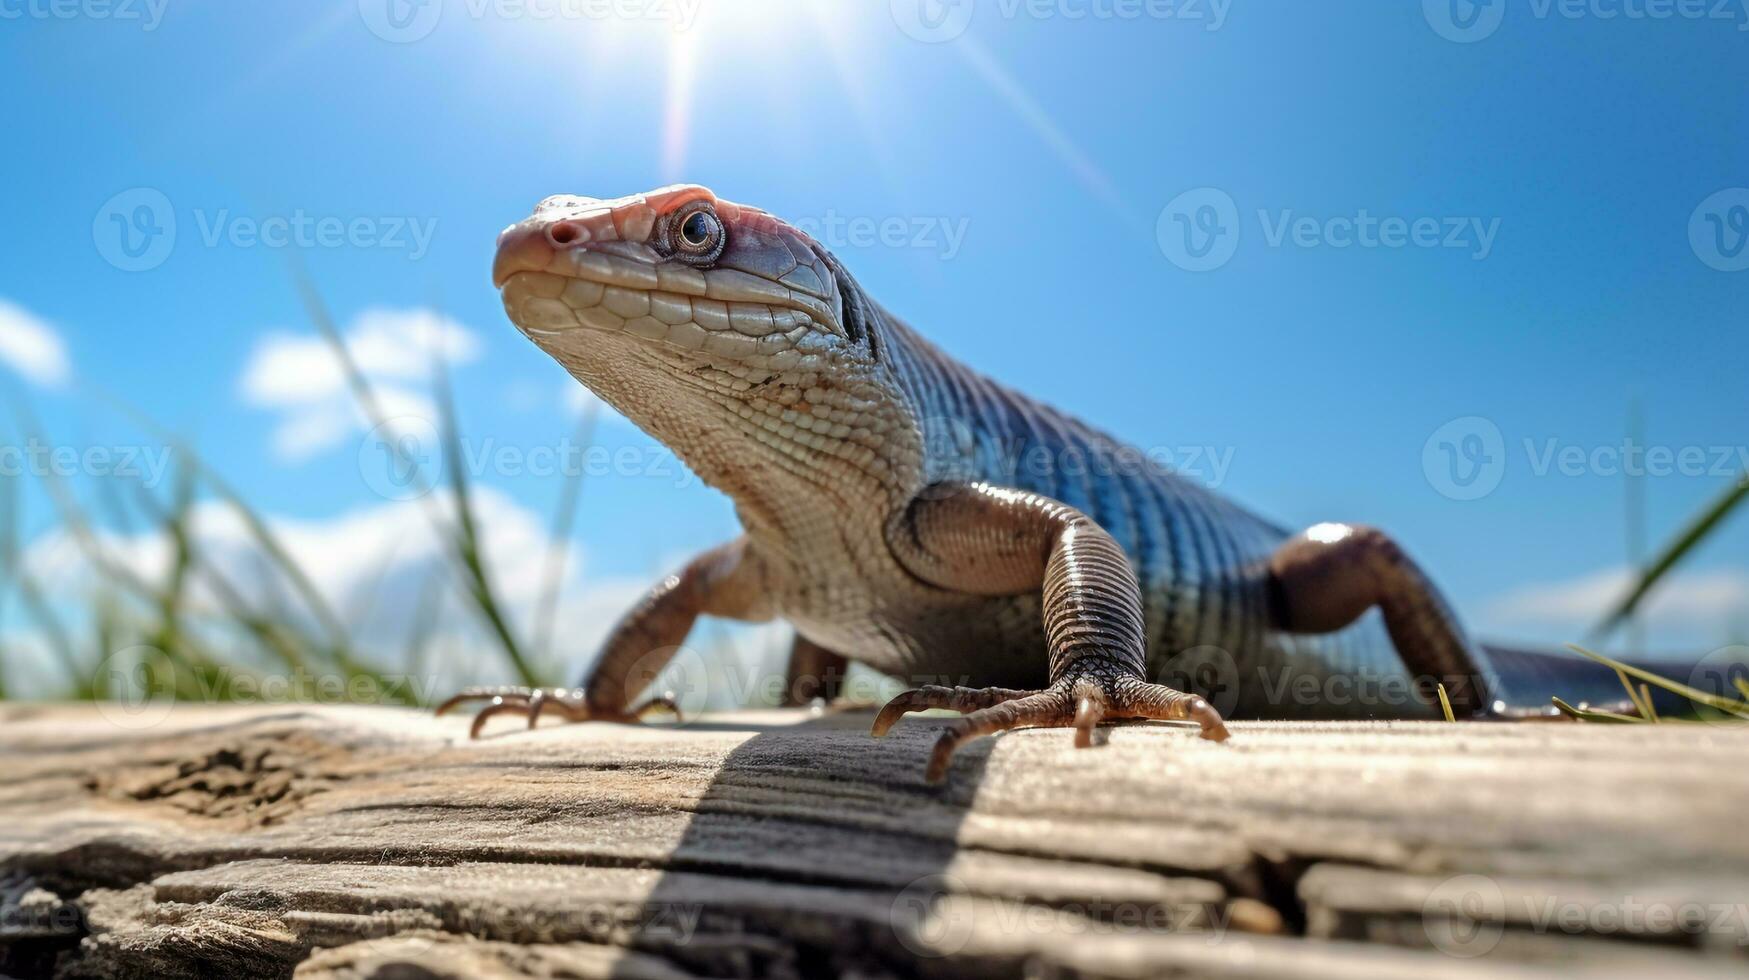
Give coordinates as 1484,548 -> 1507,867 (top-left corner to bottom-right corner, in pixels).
547,221 -> 584,246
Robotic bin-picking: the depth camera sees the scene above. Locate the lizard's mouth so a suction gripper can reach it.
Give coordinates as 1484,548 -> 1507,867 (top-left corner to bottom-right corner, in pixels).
494,218 -> 840,361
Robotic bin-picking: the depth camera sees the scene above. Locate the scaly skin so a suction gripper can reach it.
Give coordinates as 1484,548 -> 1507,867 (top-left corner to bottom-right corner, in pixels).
439,185 -> 1611,783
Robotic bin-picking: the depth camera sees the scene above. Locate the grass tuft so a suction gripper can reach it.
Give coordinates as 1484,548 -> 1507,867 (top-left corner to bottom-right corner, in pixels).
1551,644 -> 1749,724
0,283 -> 585,708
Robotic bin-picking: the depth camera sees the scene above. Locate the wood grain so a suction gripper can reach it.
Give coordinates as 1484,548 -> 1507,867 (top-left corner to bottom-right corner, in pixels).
0,703 -> 1745,978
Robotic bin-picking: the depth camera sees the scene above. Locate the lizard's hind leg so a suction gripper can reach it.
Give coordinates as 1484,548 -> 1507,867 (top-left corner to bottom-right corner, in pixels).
1267,523 -> 1498,716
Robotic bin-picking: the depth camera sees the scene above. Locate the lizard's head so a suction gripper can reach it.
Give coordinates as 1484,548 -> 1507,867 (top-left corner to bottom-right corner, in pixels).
493,185 -> 916,501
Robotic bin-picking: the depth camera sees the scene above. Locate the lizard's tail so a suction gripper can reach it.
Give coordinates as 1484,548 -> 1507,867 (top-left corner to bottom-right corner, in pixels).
1480,643 -> 1748,717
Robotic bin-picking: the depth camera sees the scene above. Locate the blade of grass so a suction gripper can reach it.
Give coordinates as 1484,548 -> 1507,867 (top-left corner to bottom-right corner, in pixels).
144,465 -> 197,673
99,396 -> 360,661
1591,476 -> 1749,642
4,403 -> 221,685
432,360 -> 541,686
1615,668 -> 1652,719
294,275 -> 542,687
1567,644 -> 1749,718
1551,696 -> 1645,723
0,394 -> 87,694
124,475 -> 303,672
1435,682 -> 1455,722
1639,683 -> 1659,723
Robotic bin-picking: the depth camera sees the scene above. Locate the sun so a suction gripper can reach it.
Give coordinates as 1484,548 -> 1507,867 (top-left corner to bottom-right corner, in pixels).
482,1 -> 867,181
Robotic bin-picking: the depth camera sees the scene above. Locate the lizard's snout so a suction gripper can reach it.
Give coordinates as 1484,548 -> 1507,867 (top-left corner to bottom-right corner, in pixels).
492,218 -> 578,288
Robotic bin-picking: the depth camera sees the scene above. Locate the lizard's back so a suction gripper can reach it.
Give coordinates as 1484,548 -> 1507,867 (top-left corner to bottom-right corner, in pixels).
882,314 -> 1430,719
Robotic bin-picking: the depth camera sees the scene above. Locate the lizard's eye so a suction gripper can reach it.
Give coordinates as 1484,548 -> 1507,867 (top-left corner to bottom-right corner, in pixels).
680,211 -> 719,250
668,203 -> 726,264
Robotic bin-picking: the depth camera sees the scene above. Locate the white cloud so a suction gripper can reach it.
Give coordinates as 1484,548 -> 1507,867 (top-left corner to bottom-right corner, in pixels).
239,307 -> 480,461
1482,564 -> 1749,647
19,486 -> 785,701
0,298 -> 71,388
26,486 -> 628,686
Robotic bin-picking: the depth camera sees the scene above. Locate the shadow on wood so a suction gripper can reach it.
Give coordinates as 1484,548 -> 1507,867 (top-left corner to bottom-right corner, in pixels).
1,704 -> 1747,978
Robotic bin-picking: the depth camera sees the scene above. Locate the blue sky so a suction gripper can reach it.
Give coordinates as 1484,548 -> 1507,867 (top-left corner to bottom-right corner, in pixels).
1,0 -> 1746,690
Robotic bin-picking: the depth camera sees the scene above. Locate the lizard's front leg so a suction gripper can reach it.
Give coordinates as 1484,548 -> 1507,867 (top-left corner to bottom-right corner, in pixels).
438,537 -> 773,736
875,482 -> 1227,782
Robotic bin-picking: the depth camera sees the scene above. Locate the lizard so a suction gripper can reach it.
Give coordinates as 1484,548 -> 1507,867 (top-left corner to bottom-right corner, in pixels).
439,184 -> 1653,783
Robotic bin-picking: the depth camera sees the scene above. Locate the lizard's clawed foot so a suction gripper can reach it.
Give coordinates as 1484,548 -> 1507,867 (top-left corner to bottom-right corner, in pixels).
435,686 -> 681,738
873,674 -> 1228,783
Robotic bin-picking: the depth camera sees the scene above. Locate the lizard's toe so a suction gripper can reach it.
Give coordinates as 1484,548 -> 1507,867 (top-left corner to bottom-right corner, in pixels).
885,671 -> 1229,784
1113,676 -> 1230,742
435,686 -> 593,737
436,686 -> 684,738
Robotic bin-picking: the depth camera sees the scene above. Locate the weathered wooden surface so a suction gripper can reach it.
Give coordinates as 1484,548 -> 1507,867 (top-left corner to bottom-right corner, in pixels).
0,703 -> 1746,978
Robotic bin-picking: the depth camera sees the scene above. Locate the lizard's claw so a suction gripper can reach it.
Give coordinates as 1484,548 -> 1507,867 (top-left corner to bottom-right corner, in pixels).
874,674 -> 1228,784
435,686 -> 682,738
